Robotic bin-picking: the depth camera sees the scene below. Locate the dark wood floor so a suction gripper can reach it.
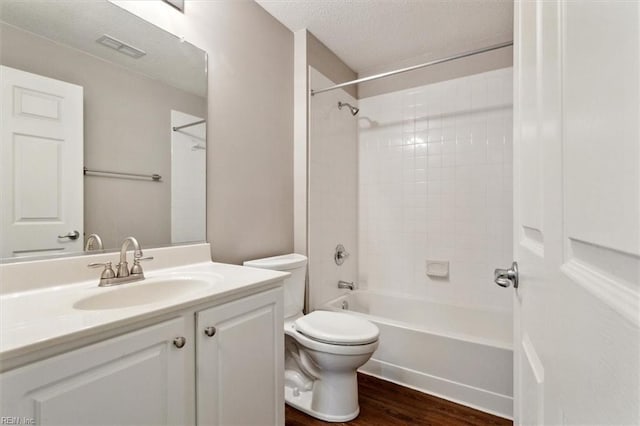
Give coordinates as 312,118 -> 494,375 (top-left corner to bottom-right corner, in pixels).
285,373 -> 512,426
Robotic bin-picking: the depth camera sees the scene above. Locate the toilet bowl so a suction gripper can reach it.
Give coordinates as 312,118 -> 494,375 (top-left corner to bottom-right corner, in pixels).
284,311 -> 379,421
244,254 -> 379,422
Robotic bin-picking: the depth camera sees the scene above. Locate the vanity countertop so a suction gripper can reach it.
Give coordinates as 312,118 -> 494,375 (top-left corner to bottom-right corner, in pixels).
0,244 -> 289,372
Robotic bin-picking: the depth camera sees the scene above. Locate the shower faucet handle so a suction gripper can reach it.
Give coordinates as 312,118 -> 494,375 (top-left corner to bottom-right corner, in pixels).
334,244 -> 350,265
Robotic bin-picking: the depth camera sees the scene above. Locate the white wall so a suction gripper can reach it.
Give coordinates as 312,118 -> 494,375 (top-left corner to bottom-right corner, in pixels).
308,67 -> 358,310
113,0 -> 294,264
358,68 -> 513,312
293,29 -> 358,258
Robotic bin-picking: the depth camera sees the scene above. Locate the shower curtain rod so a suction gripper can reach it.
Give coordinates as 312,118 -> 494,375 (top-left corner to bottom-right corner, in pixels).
310,41 -> 513,96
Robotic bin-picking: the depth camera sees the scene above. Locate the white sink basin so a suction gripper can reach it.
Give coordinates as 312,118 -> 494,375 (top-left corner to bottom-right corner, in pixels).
73,278 -> 213,310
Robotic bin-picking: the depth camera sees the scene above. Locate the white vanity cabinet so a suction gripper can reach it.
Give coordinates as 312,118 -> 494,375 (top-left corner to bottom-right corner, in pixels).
0,317 -> 192,426
0,286 -> 284,426
196,287 -> 284,426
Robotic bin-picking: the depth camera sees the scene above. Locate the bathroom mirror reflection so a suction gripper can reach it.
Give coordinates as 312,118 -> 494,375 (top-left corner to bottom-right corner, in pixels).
0,0 -> 207,260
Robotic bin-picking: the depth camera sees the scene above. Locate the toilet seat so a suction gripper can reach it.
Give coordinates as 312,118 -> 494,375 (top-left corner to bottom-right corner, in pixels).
286,325 -> 379,356
286,311 -> 379,356
294,311 -> 379,345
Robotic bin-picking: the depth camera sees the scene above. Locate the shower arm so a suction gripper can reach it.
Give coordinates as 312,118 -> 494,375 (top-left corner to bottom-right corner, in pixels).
338,101 -> 359,116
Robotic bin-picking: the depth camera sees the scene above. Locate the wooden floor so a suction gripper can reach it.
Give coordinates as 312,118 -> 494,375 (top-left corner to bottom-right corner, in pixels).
285,373 -> 512,426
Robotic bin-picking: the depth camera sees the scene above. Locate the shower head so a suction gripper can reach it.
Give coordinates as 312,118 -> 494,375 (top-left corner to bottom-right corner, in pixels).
338,101 -> 359,116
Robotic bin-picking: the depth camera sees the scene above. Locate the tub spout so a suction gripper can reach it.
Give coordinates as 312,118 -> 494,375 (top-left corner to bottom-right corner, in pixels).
338,280 -> 355,290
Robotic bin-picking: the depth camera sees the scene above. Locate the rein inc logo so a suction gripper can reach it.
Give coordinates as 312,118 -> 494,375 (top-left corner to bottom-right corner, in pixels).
0,418 -> 35,425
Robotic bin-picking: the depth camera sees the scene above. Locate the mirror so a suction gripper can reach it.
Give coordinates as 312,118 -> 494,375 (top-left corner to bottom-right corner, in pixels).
0,0 -> 207,261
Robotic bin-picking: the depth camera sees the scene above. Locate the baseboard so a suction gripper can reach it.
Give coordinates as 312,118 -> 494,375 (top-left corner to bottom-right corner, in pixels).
360,358 -> 513,420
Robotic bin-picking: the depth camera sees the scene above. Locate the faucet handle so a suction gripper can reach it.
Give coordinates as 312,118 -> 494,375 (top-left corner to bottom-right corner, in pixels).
334,244 -> 350,265
134,255 -> 154,262
131,256 -> 153,276
88,261 -> 116,280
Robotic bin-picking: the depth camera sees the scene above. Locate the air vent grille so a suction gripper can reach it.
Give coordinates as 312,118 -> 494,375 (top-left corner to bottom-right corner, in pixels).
96,35 -> 146,59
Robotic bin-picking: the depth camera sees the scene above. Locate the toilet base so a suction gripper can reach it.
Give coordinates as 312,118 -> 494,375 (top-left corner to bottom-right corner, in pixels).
283,315 -> 378,423
285,385 -> 360,422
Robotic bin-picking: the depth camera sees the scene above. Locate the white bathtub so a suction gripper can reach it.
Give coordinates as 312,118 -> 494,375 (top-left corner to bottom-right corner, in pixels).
324,290 -> 513,419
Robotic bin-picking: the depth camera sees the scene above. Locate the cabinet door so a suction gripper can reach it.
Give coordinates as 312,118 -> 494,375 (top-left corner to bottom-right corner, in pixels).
0,318 -> 191,426
196,288 -> 284,426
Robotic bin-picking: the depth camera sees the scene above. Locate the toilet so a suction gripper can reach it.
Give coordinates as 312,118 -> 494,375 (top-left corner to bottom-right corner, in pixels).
244,254 -> 379,422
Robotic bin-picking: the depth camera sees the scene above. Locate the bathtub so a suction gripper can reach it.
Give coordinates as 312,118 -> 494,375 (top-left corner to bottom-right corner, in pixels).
324,290 -> 513,419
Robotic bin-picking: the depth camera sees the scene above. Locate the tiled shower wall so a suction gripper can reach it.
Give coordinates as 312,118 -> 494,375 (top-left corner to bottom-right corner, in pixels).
358,68 -> 513,312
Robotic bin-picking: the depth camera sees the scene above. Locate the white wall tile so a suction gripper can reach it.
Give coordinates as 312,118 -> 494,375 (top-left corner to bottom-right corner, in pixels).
358,68 -> 513,312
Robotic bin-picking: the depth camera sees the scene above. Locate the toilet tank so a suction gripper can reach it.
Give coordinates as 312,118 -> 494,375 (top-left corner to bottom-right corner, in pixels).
243,254 -> 307,318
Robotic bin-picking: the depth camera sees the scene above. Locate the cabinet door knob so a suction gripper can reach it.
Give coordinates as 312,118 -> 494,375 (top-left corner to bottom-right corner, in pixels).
204,326 -> 216,337
173,336 -> 186,348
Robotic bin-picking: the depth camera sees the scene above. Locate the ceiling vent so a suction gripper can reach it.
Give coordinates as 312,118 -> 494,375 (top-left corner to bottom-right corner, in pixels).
96,34 -> 146,59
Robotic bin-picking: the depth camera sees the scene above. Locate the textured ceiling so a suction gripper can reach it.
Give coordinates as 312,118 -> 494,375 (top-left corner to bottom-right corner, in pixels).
0,0 -> 206,97
256,0 -> 513,74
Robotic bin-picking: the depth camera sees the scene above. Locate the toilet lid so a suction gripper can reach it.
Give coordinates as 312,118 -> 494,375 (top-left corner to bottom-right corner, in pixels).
293,311 -> 379,345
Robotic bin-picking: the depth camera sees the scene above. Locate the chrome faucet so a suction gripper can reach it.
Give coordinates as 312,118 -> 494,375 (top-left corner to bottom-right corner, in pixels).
84,233 -> 104,251
88,236 -> 153,287
117,236 -> 143,278
338,280 -> 355,290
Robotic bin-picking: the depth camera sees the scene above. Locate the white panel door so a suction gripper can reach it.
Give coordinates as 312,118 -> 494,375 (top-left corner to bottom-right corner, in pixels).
0,65 -> 83,257
196,288 -> 284,426
0,318 -> 191,426
512,1 -> 639,425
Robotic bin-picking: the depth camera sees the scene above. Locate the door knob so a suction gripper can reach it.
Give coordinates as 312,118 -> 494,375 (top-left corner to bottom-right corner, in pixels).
58,230 -> 80,240
173,336 -> 186,348
204,326 -> 216,337
494,261 -> 519,288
